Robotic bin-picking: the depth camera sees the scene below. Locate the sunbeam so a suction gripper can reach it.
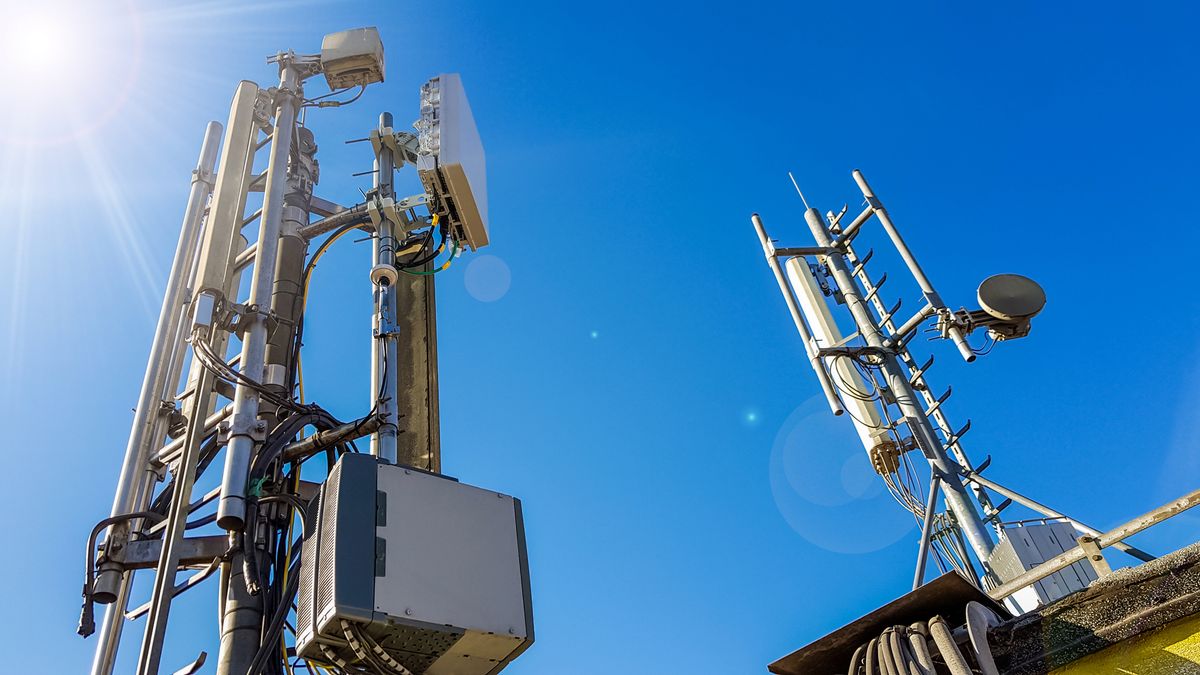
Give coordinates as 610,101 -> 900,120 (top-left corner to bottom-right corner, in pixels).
77,137 -> 166,326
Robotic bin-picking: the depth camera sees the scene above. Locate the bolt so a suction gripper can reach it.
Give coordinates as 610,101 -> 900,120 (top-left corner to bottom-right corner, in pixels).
404,608 -> 413,616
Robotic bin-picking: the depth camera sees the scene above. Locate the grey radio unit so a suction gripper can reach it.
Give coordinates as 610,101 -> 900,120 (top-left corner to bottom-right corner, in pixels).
296,454 -> 533,674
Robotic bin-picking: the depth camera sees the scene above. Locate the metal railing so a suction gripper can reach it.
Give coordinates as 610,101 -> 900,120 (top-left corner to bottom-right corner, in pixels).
986,487 -> 1200,601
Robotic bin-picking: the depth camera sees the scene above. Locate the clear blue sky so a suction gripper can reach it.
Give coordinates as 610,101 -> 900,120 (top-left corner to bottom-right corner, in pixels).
2,1 -> 1198,672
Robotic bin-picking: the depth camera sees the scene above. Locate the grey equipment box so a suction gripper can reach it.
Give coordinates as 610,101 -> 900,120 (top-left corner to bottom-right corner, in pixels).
296,454 -> 533,674
988,520 -> 1098,610
416,73 -> 489,251
320,27 -> 386,89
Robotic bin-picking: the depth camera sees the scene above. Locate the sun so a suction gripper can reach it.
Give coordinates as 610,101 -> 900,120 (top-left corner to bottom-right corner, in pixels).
0,1 -> 141,145
9,18 -> 74,73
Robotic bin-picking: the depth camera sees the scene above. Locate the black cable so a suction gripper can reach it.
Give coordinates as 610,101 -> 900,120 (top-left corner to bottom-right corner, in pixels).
78,511 -> 167,637
302,85 -> 366,108
397,226 -> 446,269
245,561 -> 301,674
288,222 -> 364,394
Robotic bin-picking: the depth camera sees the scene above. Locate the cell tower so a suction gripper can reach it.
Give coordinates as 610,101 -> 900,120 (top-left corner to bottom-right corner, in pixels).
751,170 -> 1155,602
78,29 -> 532,675
753,171 -> 1200,675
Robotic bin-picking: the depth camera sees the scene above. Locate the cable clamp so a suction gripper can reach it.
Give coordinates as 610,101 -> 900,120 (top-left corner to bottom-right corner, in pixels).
218,418 -> 268,444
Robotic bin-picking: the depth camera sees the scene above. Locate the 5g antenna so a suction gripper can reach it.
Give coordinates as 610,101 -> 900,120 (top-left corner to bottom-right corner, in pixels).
77,28 -> 529,675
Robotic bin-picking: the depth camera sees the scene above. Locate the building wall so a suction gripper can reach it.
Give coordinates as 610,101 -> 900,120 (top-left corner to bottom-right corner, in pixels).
1050,614 -> 1200,675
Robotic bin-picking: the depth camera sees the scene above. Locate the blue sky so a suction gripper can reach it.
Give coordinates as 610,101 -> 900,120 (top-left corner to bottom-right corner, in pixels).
2,1 -> 1198,672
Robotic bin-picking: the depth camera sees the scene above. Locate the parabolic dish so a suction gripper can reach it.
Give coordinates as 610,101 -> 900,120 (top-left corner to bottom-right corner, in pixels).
977,274 -> 1046,322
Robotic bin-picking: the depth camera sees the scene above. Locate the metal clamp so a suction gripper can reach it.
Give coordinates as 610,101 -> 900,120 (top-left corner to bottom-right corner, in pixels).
369,127 -> 421,165
217,419 -> 268,444
366,195 -> 402,230
1078,535 -> 1113,577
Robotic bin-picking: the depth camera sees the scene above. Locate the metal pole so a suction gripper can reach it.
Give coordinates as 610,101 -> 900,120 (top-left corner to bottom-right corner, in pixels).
851,170 -> 976,363
89,478 -> 154,675
988,488 -> 1200,601
962,471 -> 1155,563
216,107 -> 318,675
785,256 -> 889,457
135,224 -> 248,675
913,474 -> 942,590
89,122 -> 221,675
135,367 -> 218,675
800,207 -> 996,566
370,112 -> 401,464
394,254 -> 442,472
750,213 -> 844,416
217,62 -> 299,530
95,121 -> 222,601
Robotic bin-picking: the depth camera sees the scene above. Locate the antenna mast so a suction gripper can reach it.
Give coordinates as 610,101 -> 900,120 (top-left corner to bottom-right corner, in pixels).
79,29 -> 531,675
751,170 -> 1154,599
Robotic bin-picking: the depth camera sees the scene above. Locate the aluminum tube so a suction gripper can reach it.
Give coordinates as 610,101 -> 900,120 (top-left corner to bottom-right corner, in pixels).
96,122 -> 222,605
132,200 -> 249,673
834,204 -> 875,246
136,366 -> 219,675
218,65 -> 299,530
851,170 -> 975,363
962,471 -> 1155,562
89,477 -> 155,675
751,214 -> 844,416
233,242 -> 256,272
913,475 -> 942,590
802,207 -> 996,565
370,112 -> 400,463
298,202 -> 370,240
193,82 -> 261,301
887,304 -> 935,348
154,404 -> 233,464
987,487 -> 1200,601
89,575 -> 133,675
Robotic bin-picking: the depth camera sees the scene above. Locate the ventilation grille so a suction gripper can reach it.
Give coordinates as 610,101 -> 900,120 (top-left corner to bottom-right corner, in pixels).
315,460 -> 343,620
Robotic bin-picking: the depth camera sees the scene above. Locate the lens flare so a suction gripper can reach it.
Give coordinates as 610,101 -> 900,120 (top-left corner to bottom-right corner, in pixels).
769,396 -> 916,554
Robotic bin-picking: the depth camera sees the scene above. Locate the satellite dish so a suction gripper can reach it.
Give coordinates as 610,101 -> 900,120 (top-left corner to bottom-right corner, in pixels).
977,274 -> 1045,322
